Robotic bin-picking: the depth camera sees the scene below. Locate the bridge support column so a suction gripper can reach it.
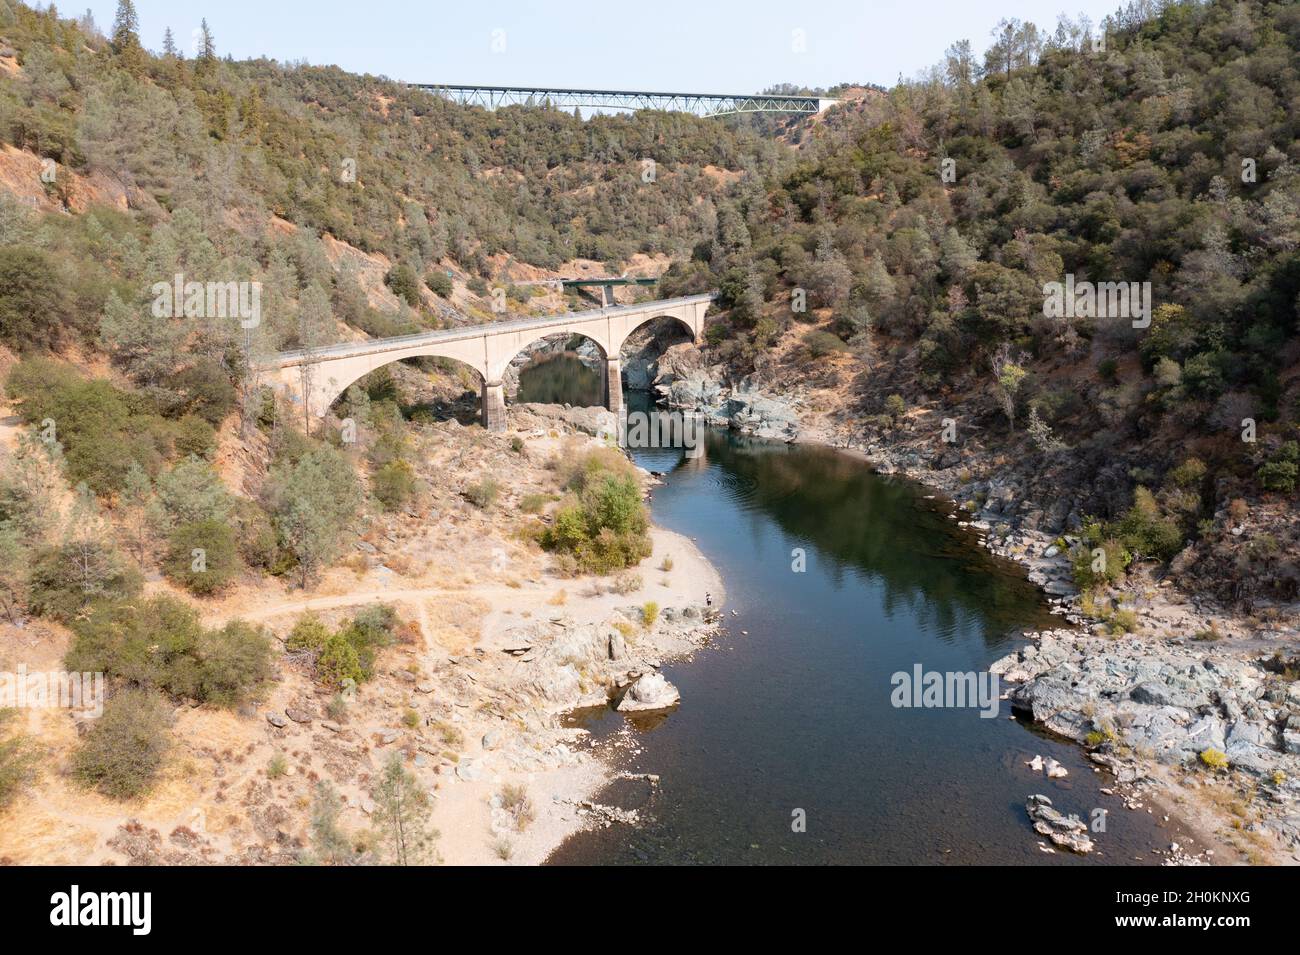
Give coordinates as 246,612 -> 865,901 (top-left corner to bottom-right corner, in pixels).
605,358 -> 623,415
482,380 -> 507,431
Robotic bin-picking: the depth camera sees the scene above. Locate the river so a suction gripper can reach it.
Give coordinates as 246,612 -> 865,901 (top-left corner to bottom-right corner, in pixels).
519,356 -> 1183,865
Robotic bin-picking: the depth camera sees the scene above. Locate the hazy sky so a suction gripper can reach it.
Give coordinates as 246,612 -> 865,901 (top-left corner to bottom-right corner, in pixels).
83,0 -> 1127,91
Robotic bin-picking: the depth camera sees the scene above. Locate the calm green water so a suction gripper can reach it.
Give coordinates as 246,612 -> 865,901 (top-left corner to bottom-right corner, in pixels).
518,359 -> 1183,865
515,352 -> 604,407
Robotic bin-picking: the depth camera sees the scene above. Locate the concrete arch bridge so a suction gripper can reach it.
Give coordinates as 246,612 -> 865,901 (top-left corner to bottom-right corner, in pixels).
264,293 -> 715,429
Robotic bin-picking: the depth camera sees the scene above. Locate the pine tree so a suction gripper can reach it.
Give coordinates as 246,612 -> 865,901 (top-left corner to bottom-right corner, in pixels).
110,0 -> 145,73
370,754 -> 438,865
162,26 -> 177,58
120,462 -> 164,566
197,18 -> 216,65
111,0 -> 139,51
307,782 -> 354,864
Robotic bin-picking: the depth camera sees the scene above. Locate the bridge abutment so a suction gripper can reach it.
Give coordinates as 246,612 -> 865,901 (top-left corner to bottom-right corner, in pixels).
482,381 -> 507,431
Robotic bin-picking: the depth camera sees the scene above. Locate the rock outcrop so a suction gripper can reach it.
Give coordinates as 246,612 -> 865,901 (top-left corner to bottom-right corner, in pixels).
616,672 -> 681,712
1026,794 -> 1094,853
994,629 -> 1300,849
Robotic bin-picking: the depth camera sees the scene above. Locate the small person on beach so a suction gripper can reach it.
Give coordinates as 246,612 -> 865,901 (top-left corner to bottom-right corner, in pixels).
705,592 -> 712,607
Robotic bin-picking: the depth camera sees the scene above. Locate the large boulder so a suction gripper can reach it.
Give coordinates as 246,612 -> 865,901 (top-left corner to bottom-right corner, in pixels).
616,672 -> 680,712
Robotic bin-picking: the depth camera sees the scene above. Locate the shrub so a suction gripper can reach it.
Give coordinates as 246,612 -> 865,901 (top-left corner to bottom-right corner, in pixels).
884,394 -> 906,422
1257,447 -> 1297,492
641,601 -> 659,627
1166,457 -> 1206,489
1112,487 -> 1184,561
71,689 -> 171,799
268,753 -> 288,778
325,694 -> 349,723
1199,748 -> 1228,771
372,460 -> 417,511
306,607 -> 398,689
66,596 -> 270,706
500,782 -> 535,831
611,572 -> 643,595
465,475 -> 500,509
6,365 -> 166,495
286,614 -> 331,652
804,329 -> 849,358
317,632 -> 363,689
172,414 -> 217,458
168,360 -> 237,426
1108,608 -> 1139,635
1070,535 -> 1130,590
0,711 -> 38,808
521,493 -> 548,514
336,604 -> 398,679
164,519 -> 241,595
28,540 -> 143,621
425,271 -> 453,297
541,448 -> 651,574
232,499 -> 279,570
197,621 -> 274,707
0,247 -> 73,351
385,264 -> 422,307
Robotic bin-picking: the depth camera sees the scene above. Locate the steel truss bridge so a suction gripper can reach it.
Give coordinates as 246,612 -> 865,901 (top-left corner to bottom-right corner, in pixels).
411,84 -> 836,117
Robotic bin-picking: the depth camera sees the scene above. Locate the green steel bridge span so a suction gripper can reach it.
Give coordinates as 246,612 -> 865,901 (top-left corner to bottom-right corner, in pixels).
411,84 -> 836,117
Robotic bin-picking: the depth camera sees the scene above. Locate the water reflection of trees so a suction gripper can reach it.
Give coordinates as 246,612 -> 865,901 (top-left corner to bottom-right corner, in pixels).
516,355 -> 604,407
698,432 -> 1056,648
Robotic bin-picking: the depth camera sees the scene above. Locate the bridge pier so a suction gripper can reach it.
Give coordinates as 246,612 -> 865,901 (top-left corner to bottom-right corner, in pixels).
605,358 -> 623,415
482,380 -> 507,431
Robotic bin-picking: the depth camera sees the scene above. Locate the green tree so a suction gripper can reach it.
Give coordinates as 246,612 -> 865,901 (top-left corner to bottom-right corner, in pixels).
0,248 -> 73,351
370,753 -> 438,865
29,487 -> 142,620
110,0 -> 145,74
164,519 -> 241,595
156,457 -> 233,528
266,447 -> 361,587
306,781 -> 354,864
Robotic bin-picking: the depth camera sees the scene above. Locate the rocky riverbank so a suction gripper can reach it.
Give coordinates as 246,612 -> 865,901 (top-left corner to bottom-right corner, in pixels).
639,342 -> 1300,863
0,403 -> 724,867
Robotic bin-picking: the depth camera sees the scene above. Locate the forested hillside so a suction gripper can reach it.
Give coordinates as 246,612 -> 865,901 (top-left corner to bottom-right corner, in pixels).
0,0 -> 1293,611
665,0 -> 1299,604
0,0 -> 778,363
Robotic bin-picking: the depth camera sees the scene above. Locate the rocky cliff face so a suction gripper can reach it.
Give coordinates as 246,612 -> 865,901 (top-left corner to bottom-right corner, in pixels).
646,343 -> 802,442
620,321 -> 694,392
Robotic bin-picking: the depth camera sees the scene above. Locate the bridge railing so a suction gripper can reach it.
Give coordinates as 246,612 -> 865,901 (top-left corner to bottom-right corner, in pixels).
266,292 -> 718,367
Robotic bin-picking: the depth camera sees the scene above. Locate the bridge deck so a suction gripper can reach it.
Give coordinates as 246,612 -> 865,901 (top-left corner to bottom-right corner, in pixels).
268,292 -> 716,368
